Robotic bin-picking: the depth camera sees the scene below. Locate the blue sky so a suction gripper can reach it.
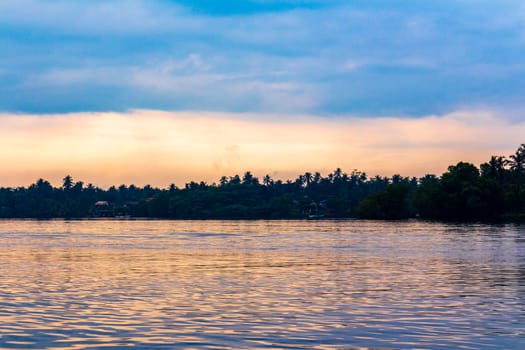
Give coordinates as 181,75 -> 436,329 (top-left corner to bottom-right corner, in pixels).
1,0 -> 525,117
1,1 -> 525,186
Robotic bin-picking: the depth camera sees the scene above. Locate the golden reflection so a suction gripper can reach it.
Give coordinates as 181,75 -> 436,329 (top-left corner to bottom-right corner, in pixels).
0,220 -> 523,349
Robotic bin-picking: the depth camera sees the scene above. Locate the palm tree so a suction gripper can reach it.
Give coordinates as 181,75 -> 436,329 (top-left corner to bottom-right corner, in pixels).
302,172 -> 313,187
508,144 -> 525,175
242,171 -> 254,185
507,144 -> 525,207
480,155 -> 507,182
229,175 -> 241,185
219,176 -> 228,186
311,172 -> 321,184
350,170 -> 366,186
333,168 -> 343,181
263,174 -> 274,187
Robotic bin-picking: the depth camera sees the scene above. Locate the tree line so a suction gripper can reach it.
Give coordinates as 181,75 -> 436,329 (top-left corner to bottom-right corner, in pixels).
0,144 -> 523,221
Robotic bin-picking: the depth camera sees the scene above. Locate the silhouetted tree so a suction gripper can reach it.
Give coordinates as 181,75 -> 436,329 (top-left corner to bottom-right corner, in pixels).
229,175 -> 241,185
263,174 -> 274,187
62,175 -> 73,191
0,145 -> 524,220
481,156 -> 507,182
508,144 -> 525,175
357,183 -> 414,219
302,172 -> 313,187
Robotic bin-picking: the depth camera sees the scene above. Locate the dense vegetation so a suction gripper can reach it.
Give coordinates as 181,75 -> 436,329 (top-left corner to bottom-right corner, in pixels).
0,144 -> 524,221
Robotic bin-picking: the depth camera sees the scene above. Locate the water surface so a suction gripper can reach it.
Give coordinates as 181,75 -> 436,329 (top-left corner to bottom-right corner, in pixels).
0,220 -> 524,349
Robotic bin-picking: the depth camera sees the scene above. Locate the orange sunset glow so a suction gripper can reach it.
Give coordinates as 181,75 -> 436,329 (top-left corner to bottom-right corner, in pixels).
1,109 -> 523,187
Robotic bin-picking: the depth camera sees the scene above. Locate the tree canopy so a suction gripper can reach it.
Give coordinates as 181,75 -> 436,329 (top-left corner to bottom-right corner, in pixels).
0,144 -> 524,221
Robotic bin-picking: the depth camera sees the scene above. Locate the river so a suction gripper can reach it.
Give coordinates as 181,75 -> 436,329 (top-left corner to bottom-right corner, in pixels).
0,220 -> 523,349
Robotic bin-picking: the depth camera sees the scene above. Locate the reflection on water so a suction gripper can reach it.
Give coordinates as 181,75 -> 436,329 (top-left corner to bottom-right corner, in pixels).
0,220 -> 524,349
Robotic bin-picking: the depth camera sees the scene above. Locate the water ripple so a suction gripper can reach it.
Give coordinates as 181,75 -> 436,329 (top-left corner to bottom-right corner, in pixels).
0,220 -> 524,349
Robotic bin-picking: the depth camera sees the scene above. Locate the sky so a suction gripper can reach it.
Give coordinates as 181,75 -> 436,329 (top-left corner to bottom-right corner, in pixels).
1,0 -> 524,187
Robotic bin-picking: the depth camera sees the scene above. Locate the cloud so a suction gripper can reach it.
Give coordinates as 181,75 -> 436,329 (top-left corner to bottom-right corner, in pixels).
0,109 -> 522,188
0,1 -> 524,117
0,0 -> 195,35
